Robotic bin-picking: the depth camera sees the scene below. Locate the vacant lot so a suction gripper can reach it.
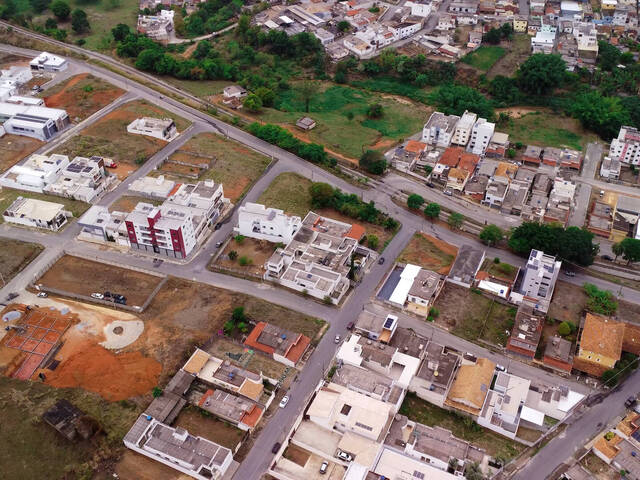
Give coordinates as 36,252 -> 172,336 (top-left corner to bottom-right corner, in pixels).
214,237 -> 277,276
400,392 -> 525,461
0,134 -> 43,173
169,132 -> 271,202
175,406 -> 245,450
548,281 -> 588,323
253,84 -> 432,160
481,258 -> 519,282
37,255 -> 164,306
581,452 -> 621,480
109,195 -> 162,213
207,337 -> 288,379
502,111 -> 598,151
258,172 -> 394,251
487,34 -> 531,79
53,100 -> 190,174
435,284 -> 517,347
0,376 -> 141,479
397,233 -> 458,274
42,73 -> 124,121
462,46 -> 506,71
0,238 -> 43,284
0,188 -> 89,225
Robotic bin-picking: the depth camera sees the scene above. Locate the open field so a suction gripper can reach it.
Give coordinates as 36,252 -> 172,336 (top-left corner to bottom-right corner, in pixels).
400,392 -> 525,461
462,46 -> 506,71
258,172 -> 394,251
501,111 -> 598,151
0,188 -> 89,225
170,132 -> 271,202
42,73 -> 124,122
37,255 -> 164,306
175,406 -> 245,450
0,238 -> 43,284
207,338 -> 288,379
166,78 -> 230,99
487,34 -> 532,79
251,84 -> 432,160
481,258 -> 519,282
215,237 -> 276,276
0,376 -> 141,479
0,135 -> 43,173
397,232 -> 458,274
434,284 -> 517,347
108,195 -> 162,213
53,100 -> 190,175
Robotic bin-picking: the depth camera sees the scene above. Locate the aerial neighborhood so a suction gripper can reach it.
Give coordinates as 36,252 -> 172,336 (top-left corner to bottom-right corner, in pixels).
1,0 -> 640,477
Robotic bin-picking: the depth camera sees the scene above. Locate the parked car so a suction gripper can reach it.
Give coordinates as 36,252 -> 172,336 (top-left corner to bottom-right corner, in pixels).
214,223 -> 222,230
602,255 -> 614,261
564,271 -> 576,277
104,291 -> 112,298
91,293 -> 104,299
271,442 -> 281,454
443,189 -> 453,196
319,461 -> 329,474
336,450 -> 353,462
346,321 -> 355,331
625,396 -> 637,408
36,292 -> 48,298
334,335 -> 341,344
279,396 -> 289,408
495,364 -> 506,372
378,257 -> 385,265
215,241 -> 223,248
6,292 -> 18,301
114,297 -> 127,305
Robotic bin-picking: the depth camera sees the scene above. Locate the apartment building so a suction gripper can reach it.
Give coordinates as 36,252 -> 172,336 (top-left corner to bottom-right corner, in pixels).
467,117 -> 496,155
2,196 -> 69,231
235,202 -> 301,244
127,117 -> 178,141
519,249 -> 562,313
610,126 -> 640,165
451,110 -> 477,146
422,111 -> 460,147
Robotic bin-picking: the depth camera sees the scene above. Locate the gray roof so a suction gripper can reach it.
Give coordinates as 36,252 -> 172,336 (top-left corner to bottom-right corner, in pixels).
415,342 -> 459,389
447,245 -> 485,285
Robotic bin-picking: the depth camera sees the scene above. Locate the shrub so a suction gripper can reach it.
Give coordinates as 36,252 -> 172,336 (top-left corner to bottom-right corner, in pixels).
152,386 -> 163,398
429,307 -> 439,318
557,321 -> 571,337
367,234 -> 379,250
359,149 -> 387,175
228,250 -> 238,261
234,234 -> 245,244
238,256 -> 252,266
494,257 -> 500,264
407,193 -> 425,210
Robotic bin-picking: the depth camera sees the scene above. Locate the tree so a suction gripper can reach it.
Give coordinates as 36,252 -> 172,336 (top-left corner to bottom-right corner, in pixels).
569,91 -> 630,141
448,212 -> 464,230
51,0 -> 70,19
480,224 -> 503,246
483,28 -> 502,44
231,306 -> 246,324
465,463 -> 484,480
620,238 -> 640,265
429,84 -> 494,120
30,0 -> 51,14
557,321 -> 571,337
255,87 -> 275,107
506,148 -> 516,158
243,93 -> 263,112
517,53 -> 566,95
424,202 -> 441,221
223,320 -> 235,335
366,103 -> 383,119
359,150 -> 387,175
310,182 -> 335,208
71,8 -> 89,34
152,386 -> 163,398
612,241 -> 624,262
337,20 -> 350,32
295,80 -> 320,113
367,234 -> 379,250
45,17 -> 57,29
111,23 -> 130,42
407,193 -> 425,210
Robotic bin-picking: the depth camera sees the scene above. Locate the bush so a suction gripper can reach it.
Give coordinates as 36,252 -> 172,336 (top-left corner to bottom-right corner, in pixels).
584,283 -> 618,315
152,386 -> 163,398
238,256 -> 252,266
366,102 -> 384,118
367,234 -> 379,250
494,257 -> 500,264
429,307 -> 439,318
557,321 -> 571,337
228,250 -> 238,261
248,123 -> 328,165
231,306 -> 246,324
234,234 -> 245,244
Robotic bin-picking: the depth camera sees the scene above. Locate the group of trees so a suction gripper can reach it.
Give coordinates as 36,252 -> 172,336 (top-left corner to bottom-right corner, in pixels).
508,222 -> 599,266
612,238 -> 640,265
223,306 -> 250,336
310,182 -> 399,230
359,150 -> 387,175
179,0 -> 241,37
482,22 -> 513,44
429,83 -> 495,120
247,122 -> 331,166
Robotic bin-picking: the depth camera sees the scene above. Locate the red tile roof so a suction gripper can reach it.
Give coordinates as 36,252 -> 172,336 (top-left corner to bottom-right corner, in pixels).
346,223 -> 366,240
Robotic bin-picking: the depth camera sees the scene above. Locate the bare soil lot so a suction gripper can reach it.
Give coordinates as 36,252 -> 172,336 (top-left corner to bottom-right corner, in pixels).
548,281 -> 588,323
214,237 -> 277,276
397,233 -> 458,274
0,238 -> 43,284
37,255 -> 164,307
0,134 -> 43,173
42,73 -> 124,122
174,406 -> 245,450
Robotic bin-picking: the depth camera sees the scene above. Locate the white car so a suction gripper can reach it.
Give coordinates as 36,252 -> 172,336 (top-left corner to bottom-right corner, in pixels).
279,395 -> 289,408
36,292 -> 48,298
91,293 -> 104,299
334,335 -> 341,344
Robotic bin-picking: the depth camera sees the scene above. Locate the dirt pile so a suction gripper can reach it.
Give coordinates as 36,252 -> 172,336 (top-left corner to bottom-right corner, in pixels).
45,341 -> 161,401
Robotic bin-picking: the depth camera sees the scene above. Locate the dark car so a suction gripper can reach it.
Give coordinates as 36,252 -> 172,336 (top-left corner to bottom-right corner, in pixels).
346,321 -> 355,331
104,291 -> 112,298
378,257 -> 385,265
272,442 -> 281,454
214,223 -> 223,230
602,255 -> 614,261
625,396 -> 637,408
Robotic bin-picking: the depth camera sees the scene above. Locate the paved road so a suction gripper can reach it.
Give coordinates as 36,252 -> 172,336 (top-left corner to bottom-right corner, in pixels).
568,143 -> 601,228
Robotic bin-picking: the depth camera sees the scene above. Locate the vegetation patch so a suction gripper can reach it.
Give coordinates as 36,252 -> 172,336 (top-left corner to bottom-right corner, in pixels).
462,46 -> 506,71
397,233 -> 457,274
0,238 -> 43,284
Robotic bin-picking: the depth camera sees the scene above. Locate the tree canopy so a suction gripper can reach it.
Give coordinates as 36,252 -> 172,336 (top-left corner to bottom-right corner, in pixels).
407,194 -> 425,210
359,150 -> 387,175
429,84 -> 494,120
480,225 -> 503,246
516,53 -> 566,96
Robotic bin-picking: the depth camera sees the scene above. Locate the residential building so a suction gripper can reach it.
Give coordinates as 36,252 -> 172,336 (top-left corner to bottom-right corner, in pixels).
264,212 -> 370,304
468,118 -> 495,155
332,363 -> 404,408
446,167 -> 470,192
129,175 -> 177,199
391,140 -> 426,172
478,372 -> 530,439
612,194 -> 640,241
123,416 -> 233,480
484,176 -> 510,208
523,145 -> 543,165
2,196 -> 69,231
545,178 -> 576,226
354,310 -> 398,343
449,0 -> 478,13
235,202 -> 301,244
243,321 -> 310,367
42,399 -> 97,442
501,181 -> 530,216
610,126 -> 640,165
406,268 -> 444,316
77,206 -> 129,246
222,85 -> 247,108
446,244 -> 485,288
407,0 -> 433,16
445,357 -> 495,416
587,201 -> 614,238
532,30 -> 556,53
532,172 -> 553,196
519,249 -> 562,314
452,110 -> 477,146
600,156 -> 621,180
137,10 -> 175,41
127,117 -> 178,142
513,15 -> 528,31
475,270 -> 513,299
313,27 -> 335,45
574,313 -> 624,376
506,301 -> 544,360
573,22 -> 599,60
543,335 -> 574,373
0,102 -> 70,141
30,52 -> 68,72
44,155 -> 114,203
197,389 -> 263,431
525,383 -> 584,421
422,111 -> 460,147
0,153 -> 69,193
409,342 -> 460,406
371,447 -> 460,480
485,132 -> 509,158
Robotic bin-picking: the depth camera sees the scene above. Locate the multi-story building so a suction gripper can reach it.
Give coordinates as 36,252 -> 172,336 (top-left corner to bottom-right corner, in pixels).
519,249 -> 562,313
0,153 -> 69,192
451,110 -> 477,146
2,196 -> 69,231
477,372 -> 530,439
235,202 -> 301,244
467,117 -> 495,154
44,155 -> 114,202
506,301 -> 544,360
137,10 -> 175,41
422,111 -> 460,147
573,22 -> 599,61
610,126 -> 640,165
0,102 -> 69,141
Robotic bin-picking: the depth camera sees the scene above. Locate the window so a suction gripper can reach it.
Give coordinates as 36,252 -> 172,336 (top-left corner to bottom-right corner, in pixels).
355,422 -> 372,431
340,404 -> 352,415
413,471 -> 425,479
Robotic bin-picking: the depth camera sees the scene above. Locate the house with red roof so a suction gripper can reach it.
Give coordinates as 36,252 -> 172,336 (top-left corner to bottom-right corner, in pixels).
244,321 -> 311,367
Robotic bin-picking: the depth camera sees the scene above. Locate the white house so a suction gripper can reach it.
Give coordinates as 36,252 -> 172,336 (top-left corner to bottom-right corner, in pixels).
0,153 -> 70,192
422,111 -> 460,147
127,117 -> 178,142
0,66 -> 32,88
519,249 -> 561,313
235,202 -> 301,244
30,52 -> 68,72
609,126 -> 640,165
3,196 -> 69,231
0,102 -> 70,141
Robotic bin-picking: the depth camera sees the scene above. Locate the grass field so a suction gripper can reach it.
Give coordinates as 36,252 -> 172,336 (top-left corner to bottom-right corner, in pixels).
501,111 -> 598,151
487,34 -> 532,79
462,46 -> 506,71
0,188 -> 89,225
0,238 -> 43,284
254,84 -> 431,160
171,132 -> 271,202
397,233 -> 458,274
400,392 -> 525,461
0,376 -> 141,479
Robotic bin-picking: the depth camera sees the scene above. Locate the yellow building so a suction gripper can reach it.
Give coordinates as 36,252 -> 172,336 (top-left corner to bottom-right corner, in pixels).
574,313 -> 624,376
513,16 -> 528,33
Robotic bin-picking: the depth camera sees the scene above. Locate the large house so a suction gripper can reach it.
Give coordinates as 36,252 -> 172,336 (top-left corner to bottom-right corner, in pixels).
235,202 -> 301,244
574,313 -> 624,376
445,356 -> 495,416
3,196 -> 69,231
243,321 -> 311,367
0,101 -> 69,141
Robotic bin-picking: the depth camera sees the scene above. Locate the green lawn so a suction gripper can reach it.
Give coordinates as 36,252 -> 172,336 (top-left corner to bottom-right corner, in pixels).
258,172 -> 313,218
400,392 -> 526,461
502,111 -> 598,150
462,46 -> 506,71
0,188 -> 90,225
256,84 -> 431,160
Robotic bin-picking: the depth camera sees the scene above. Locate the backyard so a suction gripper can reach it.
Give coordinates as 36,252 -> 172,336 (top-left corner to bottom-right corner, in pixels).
42,73 -> 124,121
547,281 -> 588,323
0,188 -> 89,225
461,46 -> 506,71
397,233 -> 458,274
480,258 -> 519,282
258,172 -> 395,252
400,392 -> 526,461
174,406 -> 245,450
0,238 -> 43,285
108,195 -> 162,213
213,237 -> 277,277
